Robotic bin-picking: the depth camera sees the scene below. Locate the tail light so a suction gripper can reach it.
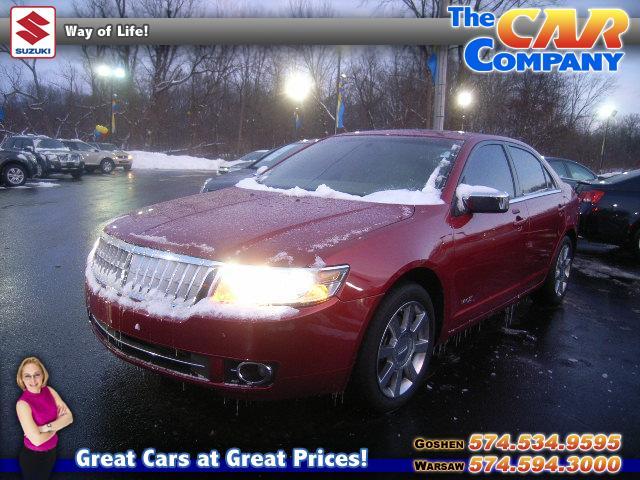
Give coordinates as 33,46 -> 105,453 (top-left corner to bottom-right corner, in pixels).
578,190 -> 605,205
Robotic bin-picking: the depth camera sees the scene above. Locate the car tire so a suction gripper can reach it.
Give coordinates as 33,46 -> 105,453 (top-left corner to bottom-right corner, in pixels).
123,164 -> 132,171
534,236 -> 573,305
85,166 -> 96,174
350,282 -> 435,412
71,170 -> 83,180
2,163 -> 27,187
100,159 -> 115,174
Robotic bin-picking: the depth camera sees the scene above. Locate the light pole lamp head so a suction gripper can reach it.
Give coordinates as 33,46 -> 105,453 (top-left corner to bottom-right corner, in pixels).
457,90 -> 473,109
598,104 -> 617,120
96,65 -> 112,77
285,73 -> 313,103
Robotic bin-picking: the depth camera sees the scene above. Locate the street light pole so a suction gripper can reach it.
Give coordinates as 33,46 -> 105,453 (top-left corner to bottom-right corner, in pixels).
432,0 -> 450,131
598,106 -> 617,173
109,80 -> 115,135
96,65 -> 125,138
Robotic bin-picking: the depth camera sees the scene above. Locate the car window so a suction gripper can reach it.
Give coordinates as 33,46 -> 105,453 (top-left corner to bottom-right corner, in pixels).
566,162 -> 597,181
548,159 -> 568,177
7,138 -> 19,148
75,142 -> 94,151
509,146 -> 548,196
542,166 -> 556,189
459,144 -> 515,198
36,138 -> 67,149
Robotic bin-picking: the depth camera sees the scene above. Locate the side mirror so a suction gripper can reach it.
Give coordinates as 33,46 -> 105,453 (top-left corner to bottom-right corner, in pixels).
24,145 -> 35,153
458,187 -> 510,214
255,166 -> 268,176
94,148 -> 100,152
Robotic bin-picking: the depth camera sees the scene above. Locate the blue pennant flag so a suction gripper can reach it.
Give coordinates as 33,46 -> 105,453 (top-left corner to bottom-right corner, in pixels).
336,84 -> 346,129
427,53 -> 437,85
294,109 -> 302,131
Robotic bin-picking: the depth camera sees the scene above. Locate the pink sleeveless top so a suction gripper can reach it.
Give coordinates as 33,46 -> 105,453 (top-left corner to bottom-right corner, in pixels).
19,386 -> 58,451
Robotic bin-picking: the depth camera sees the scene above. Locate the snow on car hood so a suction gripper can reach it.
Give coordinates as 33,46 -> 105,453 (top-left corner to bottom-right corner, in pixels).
104,187 -> 415,265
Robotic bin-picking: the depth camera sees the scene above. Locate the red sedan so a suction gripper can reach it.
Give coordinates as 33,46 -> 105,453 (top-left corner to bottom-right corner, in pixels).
85,130 -> 578,411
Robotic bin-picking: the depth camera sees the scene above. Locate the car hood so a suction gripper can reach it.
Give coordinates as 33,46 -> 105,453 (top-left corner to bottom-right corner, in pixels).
105,187 -> 415,266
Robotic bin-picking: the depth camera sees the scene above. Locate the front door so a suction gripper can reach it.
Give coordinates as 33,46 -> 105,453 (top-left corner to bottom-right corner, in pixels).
449,143 -> 529,330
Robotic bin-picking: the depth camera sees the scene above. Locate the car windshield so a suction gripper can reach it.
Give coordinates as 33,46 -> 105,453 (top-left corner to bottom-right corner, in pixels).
259,136 -> 462,196
251,142 -> 310,169
99,143 -> 117,151
36,139 -> 67,149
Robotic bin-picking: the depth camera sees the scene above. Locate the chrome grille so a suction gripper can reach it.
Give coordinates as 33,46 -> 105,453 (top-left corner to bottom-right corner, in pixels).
91,234 -> 219,305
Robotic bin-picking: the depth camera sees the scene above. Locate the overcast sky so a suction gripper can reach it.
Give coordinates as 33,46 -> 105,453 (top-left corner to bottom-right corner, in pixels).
1,0 -> 638,116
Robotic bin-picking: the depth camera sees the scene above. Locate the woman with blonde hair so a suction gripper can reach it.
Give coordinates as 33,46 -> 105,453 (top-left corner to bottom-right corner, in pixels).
16,357 -> 73,480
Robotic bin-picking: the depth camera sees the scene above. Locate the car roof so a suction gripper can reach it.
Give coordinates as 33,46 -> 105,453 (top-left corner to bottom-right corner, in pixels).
599,169 -> 640,184
336,129 -> 530,146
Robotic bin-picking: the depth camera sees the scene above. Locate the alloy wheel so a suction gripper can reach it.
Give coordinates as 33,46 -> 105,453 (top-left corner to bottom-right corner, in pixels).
7,167 -> 25,185
554,243 -> 572,296
376,301 -> 430,398
102,160 -> 114,173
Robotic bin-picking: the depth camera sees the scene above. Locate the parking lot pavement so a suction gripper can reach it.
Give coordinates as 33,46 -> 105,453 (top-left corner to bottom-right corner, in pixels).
1,170 -> 639,473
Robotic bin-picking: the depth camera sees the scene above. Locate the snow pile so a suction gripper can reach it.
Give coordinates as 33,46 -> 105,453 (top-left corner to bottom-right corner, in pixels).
0,181 -> 60,190
30,181 -> 61,188
130,150 -> 228,171
236,178 -> 444,206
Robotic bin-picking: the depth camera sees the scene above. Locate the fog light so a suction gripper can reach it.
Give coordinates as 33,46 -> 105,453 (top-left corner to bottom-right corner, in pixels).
225,360 -> 275,386
238,362 -> 273,385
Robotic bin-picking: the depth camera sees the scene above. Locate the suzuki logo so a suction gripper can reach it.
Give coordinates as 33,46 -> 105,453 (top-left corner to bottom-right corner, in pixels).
10,6 -> 56,58
16,11 -> 50,45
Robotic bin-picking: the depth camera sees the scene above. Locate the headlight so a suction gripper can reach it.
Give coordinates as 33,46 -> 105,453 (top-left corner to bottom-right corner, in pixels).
127,154 -> 133,160
211,264 -> 349,306
45,153 -> 56,160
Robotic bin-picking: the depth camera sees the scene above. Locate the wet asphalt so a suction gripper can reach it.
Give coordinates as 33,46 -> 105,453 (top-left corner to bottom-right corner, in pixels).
1,170 -> 639,479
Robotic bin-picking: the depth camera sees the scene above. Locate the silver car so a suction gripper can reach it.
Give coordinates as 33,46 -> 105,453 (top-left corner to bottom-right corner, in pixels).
89,142 -> 133,171
61,139 -> 119,174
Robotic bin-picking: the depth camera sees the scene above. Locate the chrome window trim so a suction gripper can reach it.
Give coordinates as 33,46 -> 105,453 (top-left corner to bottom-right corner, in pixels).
510,188 -> 562,204
100,233 -> 221,268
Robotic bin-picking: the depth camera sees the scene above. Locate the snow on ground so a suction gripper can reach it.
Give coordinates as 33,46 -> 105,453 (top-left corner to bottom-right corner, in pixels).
572,256 -> 640,283
0,181 -> 60,190
130,150 -> 229,171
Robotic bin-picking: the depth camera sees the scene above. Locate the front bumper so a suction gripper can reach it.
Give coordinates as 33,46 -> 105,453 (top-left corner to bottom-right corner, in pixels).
85,283 -> 379,399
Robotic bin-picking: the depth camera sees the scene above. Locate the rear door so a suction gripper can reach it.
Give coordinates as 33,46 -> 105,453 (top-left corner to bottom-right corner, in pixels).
450,143 -> 529,327
507,145 -> 565,286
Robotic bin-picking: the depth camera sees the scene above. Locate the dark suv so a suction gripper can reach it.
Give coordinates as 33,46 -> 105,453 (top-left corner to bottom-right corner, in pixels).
0,148 -> 40,186
2,135 -> 84,179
